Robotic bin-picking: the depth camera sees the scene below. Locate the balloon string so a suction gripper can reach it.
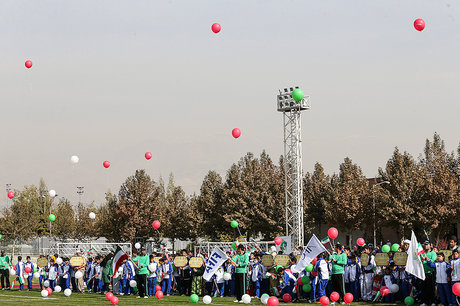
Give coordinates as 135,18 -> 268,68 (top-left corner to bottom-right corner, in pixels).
237,227 -> 242,237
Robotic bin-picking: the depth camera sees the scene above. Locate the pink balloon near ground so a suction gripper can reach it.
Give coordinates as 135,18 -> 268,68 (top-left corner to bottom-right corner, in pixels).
25,60 -> 33,68
330,292 -> 339,302
111,296 -> 119,305
145,152 -> 152,160
103,161 -> 110,168
106,292 -> 114,300
320,296 -> 330,306
7,191 -> 14,199
328,227 -> 338,240
46,288 -> 52,295
274,237 -> 282,245
156,291 -> 164,299
211,23 -> 221,33
344,293 -> 354,304
453,282 -> 460,296
267,296 -> 279,306
357,238 -> 365,246
152,220 -> 161,230
414,18 -> 425,31
232,128 -> 241,139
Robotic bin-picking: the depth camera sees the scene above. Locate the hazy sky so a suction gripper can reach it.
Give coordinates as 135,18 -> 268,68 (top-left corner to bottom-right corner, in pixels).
1,0 -> 459,207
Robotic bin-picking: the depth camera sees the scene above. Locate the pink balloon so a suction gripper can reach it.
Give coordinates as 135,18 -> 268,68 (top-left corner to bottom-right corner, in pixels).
103,160 -> 110,168
328,227 -> 338,240
111,296 -> 119,305
152,220 -> 161,230
7,191 -> 14,199
145,152 -> 152,160
414,18 -> 425,31
320,296 -> 329,305
25,60 -> 33,68
25,267 -> 31,273
156,285 -> 162,292
380,286 -> 389,296
453,282 -> 460,296
46,287 -> 52,295
344,293 -> 354,304
232,128 -> 241,139
274,237 -> 282,245
330,292 -> 339,302
357,238 -> 365,246
156,290 -> 164,299
282,293 -> 292,303
267,296 -> 279,306
211,23 -> 221,33
311,257 -> 318,266
106,292 -> 114,300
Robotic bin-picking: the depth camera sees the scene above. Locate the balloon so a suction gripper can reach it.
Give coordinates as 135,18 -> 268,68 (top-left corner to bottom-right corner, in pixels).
156,291 -> 164,299
49,190 -> 56,197
292,88 -> 304,102
261,293 -> 270,304
320,296 -> 330,305
134,242 -> 141,249
328,227 -> 338,240
274,237 -> 282,245
357,238 -> 365,246
7,191 -> 14,199
414,18 -> 425,31
0,234 -> 2,239
48,214 -> 56,222
203,295 -> 212,304
64,288 -> 72,296
70,155 -> 79,164
25,267 -> 31,273
46,287 -> 52,295
301,275 -> 309,284
41,289 -> 49,297
380,286 -> 390,296
404,296 -> 415,305
231,220 -> 239,228
25,60 -> 33,69
453,282 -> 460,296
390,284 -> 399,293
56,258 -> 63,265
302,284 -> 312,293
392,243 -> 400,252
190,294 -> 199,303
152,220 -> 161,229
43,280 -> 49,287
267,296 -> 279,306
156,285 -> 162,292
89,212 -> 96,219
211,23 -> 221,33
382,245 -> 390,253
311,270 -> 318,277
282,293 -> 292,303
232,128 -> 241,139
330,292 -> 339,302
232,241 -> 238,250
311,257 -> 318,266
145,152 -> 152,160
129,280 -> 137,287
344,293 -> 354,304
305,264 -> 314,273
242,294 -> 251,304
75,271 -> 83,279
110,296 -> 119,305
33,272 -> 40,278
297,277 -> 303,286
103,160 -> 111,168
54,285 -> 61,293
106,292 -> 114,300
223,272 -> 231,280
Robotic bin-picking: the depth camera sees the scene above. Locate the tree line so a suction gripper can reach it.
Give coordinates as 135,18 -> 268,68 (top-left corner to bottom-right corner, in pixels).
0,133 -> 459,246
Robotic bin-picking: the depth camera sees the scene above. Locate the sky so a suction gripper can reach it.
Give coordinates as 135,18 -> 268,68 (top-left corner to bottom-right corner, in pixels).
0,0 -> 459,207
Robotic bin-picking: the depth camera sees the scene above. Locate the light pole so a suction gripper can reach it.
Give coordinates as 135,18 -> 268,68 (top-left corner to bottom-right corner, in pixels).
373,180 -> 390,246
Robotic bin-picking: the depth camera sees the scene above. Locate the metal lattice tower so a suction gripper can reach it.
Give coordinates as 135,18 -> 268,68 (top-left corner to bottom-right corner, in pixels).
277,86 -> 310,248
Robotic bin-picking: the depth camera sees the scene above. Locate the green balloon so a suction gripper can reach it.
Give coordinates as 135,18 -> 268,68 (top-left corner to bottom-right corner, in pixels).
231,220 -> 238,228
301,275 -> 309,284
391,243 -> 400,252
292,88 -> 304,102
48,214 -> 56,222
382,245 -> 390,253
232,241 -> 238,250
0,234 -> 2,239
190,294 -> 199,303
305,263 -> 314,272
302,284 -> 312,293
261,293 -> 269,300
404,296 -> 414,306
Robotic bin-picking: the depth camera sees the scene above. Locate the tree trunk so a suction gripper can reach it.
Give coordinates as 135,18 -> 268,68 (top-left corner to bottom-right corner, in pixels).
12,238 -> 17,263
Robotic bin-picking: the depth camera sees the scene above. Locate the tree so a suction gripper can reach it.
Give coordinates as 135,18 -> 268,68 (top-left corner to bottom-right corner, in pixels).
53,198 -> 76,241
74,202 -> 98,241
96,192 -> 120,241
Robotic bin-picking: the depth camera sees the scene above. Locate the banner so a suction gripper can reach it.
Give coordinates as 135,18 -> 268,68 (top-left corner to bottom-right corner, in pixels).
374,253 -> 389,266
275,236 -> 292,254
406,230 -> 425,280
261,255 -> 273,267
394,252 -> 408,266
203,247 -> 227,281
174,256 -> 188,267
291,234 -> 327,273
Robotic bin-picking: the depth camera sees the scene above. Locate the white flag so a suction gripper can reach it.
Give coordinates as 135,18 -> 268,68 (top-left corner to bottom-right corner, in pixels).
203,247 -> 227,281
406,230 -> 426,280
292,234 -> 328,273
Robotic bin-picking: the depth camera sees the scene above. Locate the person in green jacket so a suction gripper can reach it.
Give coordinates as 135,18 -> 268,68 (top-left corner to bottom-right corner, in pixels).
0,250 -> 11,289
329,243 -> 347,301
232,245 -> 249,303
420,241 -> 437,305
132,248 -> 149,298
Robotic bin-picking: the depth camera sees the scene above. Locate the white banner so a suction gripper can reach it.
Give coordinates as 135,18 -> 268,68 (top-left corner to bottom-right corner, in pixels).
406,230 -> 426,280
203,247 -> 227,281
275,236 -> 292,254
292,234 -> 327,273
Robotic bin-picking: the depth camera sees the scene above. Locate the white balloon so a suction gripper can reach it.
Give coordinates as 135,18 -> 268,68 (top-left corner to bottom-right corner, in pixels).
64,288 -> 72,296
89,212 -> 96,219
33,272 -> 40,278
70,155 -> 79,164
134,243 -> 141,249
118,266 -> 123,273
203,295 -> 212,304
54,285 -> 62,293
261,294 -> 269,304
49,190 -> 56,197
41,289 -> 49,297
129,280 -> 137,287
43,280 -> 50,288
390,284 -> 399,293
9,268 -> 16,276
223,272 -> 231,281
75,271 -> 83,279
242,294 -> 251,304
56,257 -> 63,265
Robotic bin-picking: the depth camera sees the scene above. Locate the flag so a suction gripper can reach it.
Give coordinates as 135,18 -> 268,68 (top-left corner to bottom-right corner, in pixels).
406,230 -> 425,280
203,247 -> 227,281
87,248 -> 94,255
292,234 -> 328,273
417,243 -> 425,256
112,246 -> 129,277
321,237 -> 330,245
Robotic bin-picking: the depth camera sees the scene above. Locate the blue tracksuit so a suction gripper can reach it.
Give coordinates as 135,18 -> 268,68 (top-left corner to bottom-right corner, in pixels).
161,262 -> 173,295
25,262 -> 34,290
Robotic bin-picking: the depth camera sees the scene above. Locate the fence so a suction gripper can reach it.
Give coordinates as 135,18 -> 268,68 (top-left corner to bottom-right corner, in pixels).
194,241 -> 273,256
55,242 -> 132,257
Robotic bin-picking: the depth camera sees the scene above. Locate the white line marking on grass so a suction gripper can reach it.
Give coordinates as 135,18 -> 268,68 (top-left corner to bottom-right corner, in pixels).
0,294 -> 58,299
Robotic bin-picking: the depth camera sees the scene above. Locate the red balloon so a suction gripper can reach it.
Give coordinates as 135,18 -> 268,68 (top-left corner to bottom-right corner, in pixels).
344,293 -> 354,304
152,220 -> 161,230
330,292 -> 340,302
414,18 -> 425,31
156,285 -> 162,292
145,152 -> 152,160
7,191 -> 14,199
311,257 -> 318,266
106,292 -> 114,300
232,128 -> 241,139
282,293 -> 292,303
311,270 -> 318,277
453,282 -> 460,296
328,227 -> 338,240
156,290 -> 164,299
357,238 -> 365,246
25,60 -> 33,68
211,23 -> 221,33
267,296 -> 279,306
380,286 -> 390,296
297,277 -> 303,286
111,296 -> 119,305
103,160 -> 110,168
46,287 -> 52,295
320,296 -> 330,305
24,267 -> 31,273
274,237 -> 282,245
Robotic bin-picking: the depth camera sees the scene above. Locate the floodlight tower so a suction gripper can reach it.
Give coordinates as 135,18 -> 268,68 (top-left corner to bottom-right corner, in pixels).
277,86 -> 311,248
